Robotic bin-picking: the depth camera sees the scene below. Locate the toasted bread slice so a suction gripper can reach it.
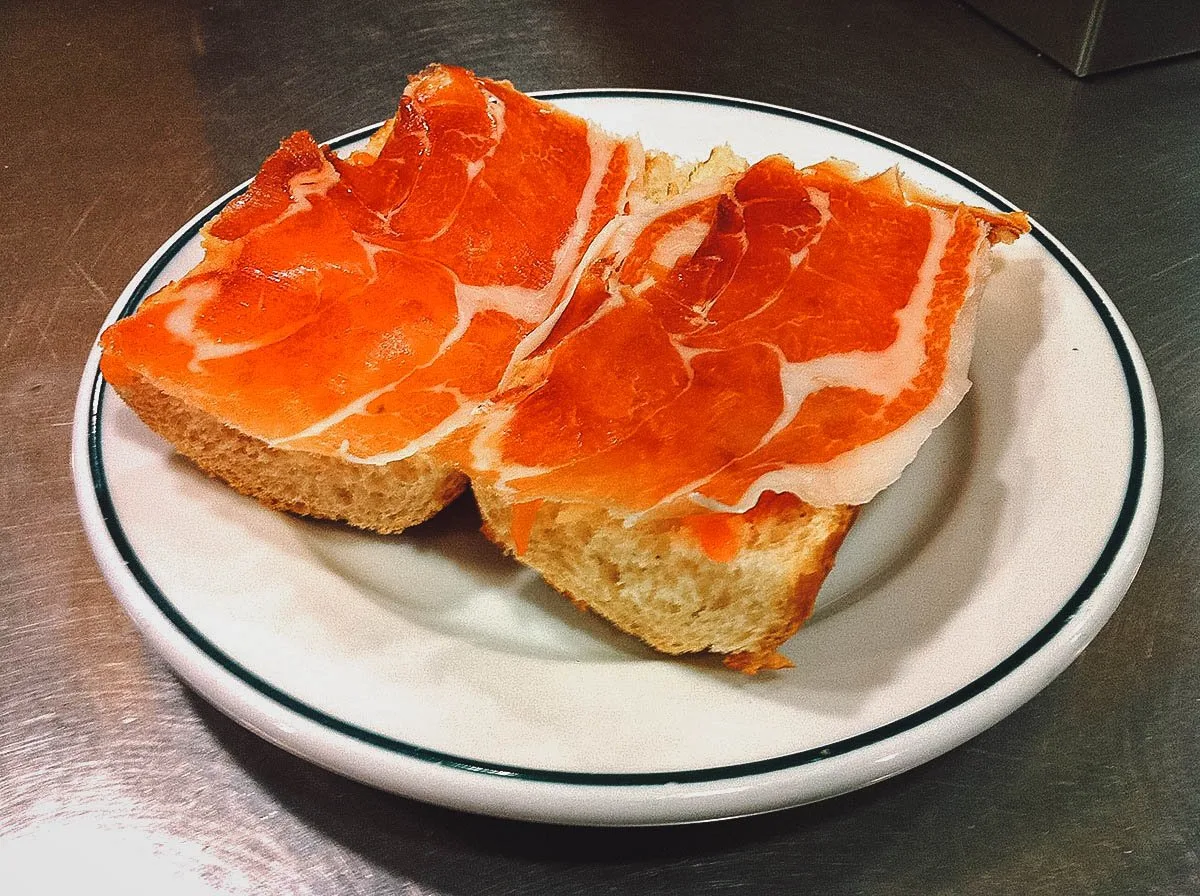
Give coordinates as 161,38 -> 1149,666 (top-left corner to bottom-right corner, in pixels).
100,67 -> 640,535
463,144 -> 1026,671
474,483 -> 857,672
468,147 -> 866,672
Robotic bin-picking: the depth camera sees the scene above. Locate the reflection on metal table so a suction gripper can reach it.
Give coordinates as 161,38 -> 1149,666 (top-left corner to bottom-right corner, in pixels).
3,1 -> 1198,892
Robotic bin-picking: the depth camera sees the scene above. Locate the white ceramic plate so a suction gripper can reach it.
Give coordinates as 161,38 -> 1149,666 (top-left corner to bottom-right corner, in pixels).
73,91 -> 1163,826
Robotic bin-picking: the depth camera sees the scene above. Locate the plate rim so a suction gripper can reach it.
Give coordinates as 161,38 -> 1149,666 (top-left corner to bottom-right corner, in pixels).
72,88 -> 1164,822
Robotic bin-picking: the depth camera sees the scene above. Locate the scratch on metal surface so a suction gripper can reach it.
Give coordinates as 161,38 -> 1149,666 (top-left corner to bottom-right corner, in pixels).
67,198 -> 101,243
31,296 -> 65,362
89,231 -> 121,270
1146,249 -> 1200,284
73,263 -> 110,302
18,713 -> 58,728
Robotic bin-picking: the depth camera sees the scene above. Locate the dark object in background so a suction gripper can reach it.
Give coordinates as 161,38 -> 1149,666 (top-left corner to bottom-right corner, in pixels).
967,0 -> 1200,75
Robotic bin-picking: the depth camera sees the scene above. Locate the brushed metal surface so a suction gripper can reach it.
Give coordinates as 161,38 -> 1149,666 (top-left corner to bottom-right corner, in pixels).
2,0 -> 1198,892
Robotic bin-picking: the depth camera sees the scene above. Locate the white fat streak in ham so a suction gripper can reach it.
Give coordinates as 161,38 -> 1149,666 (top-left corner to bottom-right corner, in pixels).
272,155 -> 340,225
332,382 -> 474,463
625,211 -> 731,299
278,124 -> 642,464
435,124 -> 633,361
358,384 -> 494,465
503,174 -> 730,377
496,133 -> 645,380
688,215 -> 990,513
470,172 -> 732,487
500,209 -> 629,364
764,201 -> 953,438
164,277 -> 322,373
605,178 -> 732,269
465,90 -> 507,181
649,218 -> 712,270
265,378 -> 401,447
162,279 -> 219,366
165,160 -> 342,372
464,399 -> 558,484
385,86 -> 507,240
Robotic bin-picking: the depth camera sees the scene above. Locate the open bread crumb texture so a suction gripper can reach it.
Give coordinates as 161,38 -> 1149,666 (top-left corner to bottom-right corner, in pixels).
112,374 -> 467,535
474,483 -> 857,672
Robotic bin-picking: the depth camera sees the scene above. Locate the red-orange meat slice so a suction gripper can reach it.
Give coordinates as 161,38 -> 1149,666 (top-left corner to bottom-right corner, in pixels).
471,155 -> 1028,517
100,65 -> 641,463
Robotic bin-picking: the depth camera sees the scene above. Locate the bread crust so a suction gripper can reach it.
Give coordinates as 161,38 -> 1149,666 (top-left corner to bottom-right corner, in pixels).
110,373 -> 467,534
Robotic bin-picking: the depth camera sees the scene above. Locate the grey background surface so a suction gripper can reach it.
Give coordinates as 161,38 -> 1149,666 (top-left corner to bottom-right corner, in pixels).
3,1 -> 1198,893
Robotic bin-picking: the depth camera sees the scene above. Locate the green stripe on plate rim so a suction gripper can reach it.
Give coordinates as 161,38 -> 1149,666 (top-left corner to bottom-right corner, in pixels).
87,90 -> 1148,787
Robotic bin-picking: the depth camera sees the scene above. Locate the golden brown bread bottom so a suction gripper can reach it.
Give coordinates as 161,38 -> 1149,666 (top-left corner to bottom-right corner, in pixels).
109,374 -> 467,535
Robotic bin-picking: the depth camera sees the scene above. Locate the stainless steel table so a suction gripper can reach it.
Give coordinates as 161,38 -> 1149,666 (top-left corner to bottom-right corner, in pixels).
3,1 -> 1197,892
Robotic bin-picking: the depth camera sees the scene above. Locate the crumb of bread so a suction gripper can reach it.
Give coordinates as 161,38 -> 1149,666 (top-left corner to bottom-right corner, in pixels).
110,373 -> 466,534
474,482 -> 857,672
643,145 -> 746,202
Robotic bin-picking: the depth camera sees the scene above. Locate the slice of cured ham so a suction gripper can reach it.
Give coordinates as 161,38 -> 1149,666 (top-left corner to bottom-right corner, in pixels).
469,155 -> 1029,518
100,65 -> 642,465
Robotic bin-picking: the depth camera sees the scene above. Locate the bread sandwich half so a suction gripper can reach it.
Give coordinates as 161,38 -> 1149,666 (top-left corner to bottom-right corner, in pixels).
463,148 -> 1027,671
100,64 -> 642,533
